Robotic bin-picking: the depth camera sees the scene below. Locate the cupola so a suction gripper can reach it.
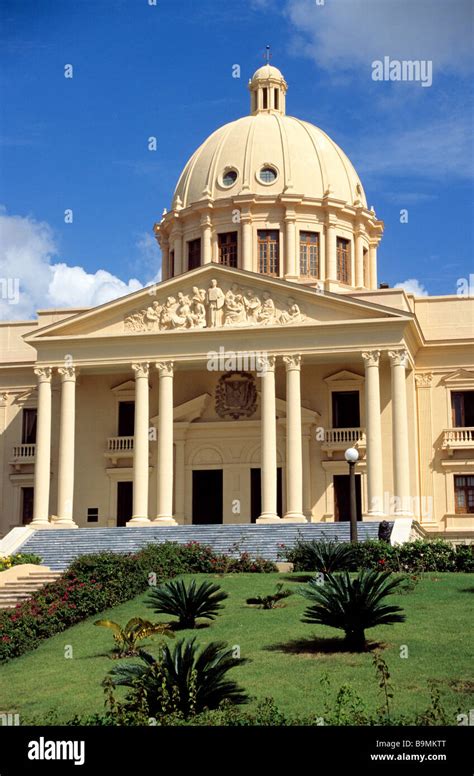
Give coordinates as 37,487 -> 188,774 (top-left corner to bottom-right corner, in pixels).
249,64 -> 287,115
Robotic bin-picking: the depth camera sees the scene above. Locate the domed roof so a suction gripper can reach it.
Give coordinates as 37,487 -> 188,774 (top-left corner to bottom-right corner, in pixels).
172,64 -> 367,211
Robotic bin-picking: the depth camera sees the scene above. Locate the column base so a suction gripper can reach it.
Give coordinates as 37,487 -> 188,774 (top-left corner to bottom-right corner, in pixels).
126,517 -> 152,527
256,514 -> 281,524
282,512 -> 307,523
50,516 -> 79,529
30,520 -> 52,529
364,512 -> 387,521
152,516 -> 178,526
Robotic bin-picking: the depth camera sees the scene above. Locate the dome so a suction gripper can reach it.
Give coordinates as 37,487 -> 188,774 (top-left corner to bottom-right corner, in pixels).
173,112 -> 367,209
250,64 -> 285,82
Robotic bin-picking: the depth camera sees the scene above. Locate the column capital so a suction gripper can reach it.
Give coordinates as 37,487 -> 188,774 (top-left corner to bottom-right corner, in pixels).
156,360 -> 174,377
415,372 -> 433,388
257,355 -> 275,374
362,350 -> 381,368
58,366 -> 77,382
388,349 -> 409,369
283,354 -> 301,371
34,366 -> 52,383
132,362 -> 150,379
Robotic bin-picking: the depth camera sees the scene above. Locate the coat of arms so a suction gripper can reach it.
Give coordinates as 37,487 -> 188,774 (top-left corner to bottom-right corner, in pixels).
215,372 -> 257,420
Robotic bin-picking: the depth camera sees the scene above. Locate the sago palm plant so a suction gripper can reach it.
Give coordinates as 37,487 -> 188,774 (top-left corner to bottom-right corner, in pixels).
300,569 -> 406,651
146,578 -> 228,629
94,617 -> 173,657
107,638 -> 248,717
297,538 -> 355,574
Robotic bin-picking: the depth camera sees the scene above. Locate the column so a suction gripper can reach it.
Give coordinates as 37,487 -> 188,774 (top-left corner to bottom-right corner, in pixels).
355,229 -> 365,288
32,367 -> 52,526
415,373 -> 434,522
388,349 -> 413,515
201,216 -> 212,264
173,228 -> 183,275
325,221 -> 336,280
128,363 -> 151,525
283,355 -> 306,522
174,439 -> 186,523
161,239 -> 169,282
154,361 -> 177,524
241,214 -> 252,271
284,211 -> 297,278
56,366 -> 78,526
369,242 -> 377,289
257,356 -> 280,522
302,432 -> 312,519
362,351 -> 385,516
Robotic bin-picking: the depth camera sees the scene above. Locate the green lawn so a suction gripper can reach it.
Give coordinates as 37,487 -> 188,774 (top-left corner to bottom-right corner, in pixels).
0,572 -> 472,723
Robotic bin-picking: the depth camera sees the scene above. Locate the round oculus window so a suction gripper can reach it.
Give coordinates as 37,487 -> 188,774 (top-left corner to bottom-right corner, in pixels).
259,166 -> 278,184
222,169 -> 238,187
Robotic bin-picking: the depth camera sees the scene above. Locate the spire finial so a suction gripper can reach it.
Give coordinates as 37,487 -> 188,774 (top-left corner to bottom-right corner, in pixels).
264,44 -> 272,65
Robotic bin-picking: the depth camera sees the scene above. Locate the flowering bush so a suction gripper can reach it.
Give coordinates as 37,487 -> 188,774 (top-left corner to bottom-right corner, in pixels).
0,552 -> 43,572
0,542 -> 276,662
280,538 -> 473,573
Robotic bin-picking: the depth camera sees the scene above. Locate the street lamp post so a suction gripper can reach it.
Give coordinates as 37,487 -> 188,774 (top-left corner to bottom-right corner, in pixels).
344,447 -> 360,543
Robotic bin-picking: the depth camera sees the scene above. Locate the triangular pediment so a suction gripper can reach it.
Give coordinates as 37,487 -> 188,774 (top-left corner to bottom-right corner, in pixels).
324,369 -> 364,384
441,369 -> 474,385
24,265 -> 411,342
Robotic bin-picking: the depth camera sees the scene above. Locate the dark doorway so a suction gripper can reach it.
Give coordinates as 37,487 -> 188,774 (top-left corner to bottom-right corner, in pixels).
452,391 -> 474,427
21,487 -> 34,525
188,238 -> 201,271
117,481 -> 133,526
334,474 -> 362,522
332,391 -> 360,428
192,470 -> 223,524
118,401 -> 135,436
250,467 -> 283,523
22,409 -> 37,444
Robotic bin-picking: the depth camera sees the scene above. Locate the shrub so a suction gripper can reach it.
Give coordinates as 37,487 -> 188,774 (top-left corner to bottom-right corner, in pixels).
280,538 -> 354,574
146,578 -> 228,629
107,638 -> 249,718
246,583 -> 293,609
94,617 -> 173,657
281,537 -> 474,574
300,569 -> 406,651
0,552 -> 43,572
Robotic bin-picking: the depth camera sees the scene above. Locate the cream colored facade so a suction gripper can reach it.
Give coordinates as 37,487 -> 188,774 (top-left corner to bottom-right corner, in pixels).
0,65 -> 473,540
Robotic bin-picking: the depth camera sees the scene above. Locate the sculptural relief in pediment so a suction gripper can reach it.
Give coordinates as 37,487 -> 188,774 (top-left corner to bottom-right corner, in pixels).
123,278 -> 306,333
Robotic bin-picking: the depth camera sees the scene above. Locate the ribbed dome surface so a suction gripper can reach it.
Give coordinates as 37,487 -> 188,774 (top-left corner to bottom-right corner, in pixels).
173,112 -> 366,209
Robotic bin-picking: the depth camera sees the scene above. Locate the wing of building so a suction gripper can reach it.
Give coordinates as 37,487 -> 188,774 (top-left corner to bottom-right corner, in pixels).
1,64 -> 473,541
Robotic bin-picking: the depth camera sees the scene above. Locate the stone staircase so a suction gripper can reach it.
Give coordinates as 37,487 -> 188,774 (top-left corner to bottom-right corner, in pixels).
16,522 -> 391,572
0,567 -> 61,609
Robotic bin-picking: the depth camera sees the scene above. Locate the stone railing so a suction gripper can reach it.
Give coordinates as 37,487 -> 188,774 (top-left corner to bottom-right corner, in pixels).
321,428 -> 366,458
442,427 -> 474,454
107,436 -> 134,453
11,443 -> 36,460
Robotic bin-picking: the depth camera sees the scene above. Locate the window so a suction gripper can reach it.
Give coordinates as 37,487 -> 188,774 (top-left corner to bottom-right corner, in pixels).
188,238 -> 201,270
222,169 -> 237,187
87,507 -> 99,523
169,250 -> 174,277
259,166 -> 277,184
263,88 -> 268,109
22,408 -> 37,444
451,391 -> 474,427
274,88 -> 279,110
336,237 -> 351,284
454,476 -> 474,514
218,232 -> 238,267
21,487 -> 34,525
363,247 -> 369,287
118,401 -> 135,436
258,230 -> 280,276
300,231 -> 320,277
332,391 -> 360,428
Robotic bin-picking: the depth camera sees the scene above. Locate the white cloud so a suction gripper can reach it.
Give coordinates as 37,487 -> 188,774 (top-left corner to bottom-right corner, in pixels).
394,278 -> 429,296
0,208 -> 143,320
286,0 -> 474,75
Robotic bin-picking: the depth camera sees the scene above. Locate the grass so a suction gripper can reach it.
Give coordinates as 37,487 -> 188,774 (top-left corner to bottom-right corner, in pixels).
0,572 -> 472,723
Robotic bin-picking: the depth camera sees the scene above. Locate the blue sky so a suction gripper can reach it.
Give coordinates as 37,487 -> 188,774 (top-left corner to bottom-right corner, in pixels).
0,0 -> 473,318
